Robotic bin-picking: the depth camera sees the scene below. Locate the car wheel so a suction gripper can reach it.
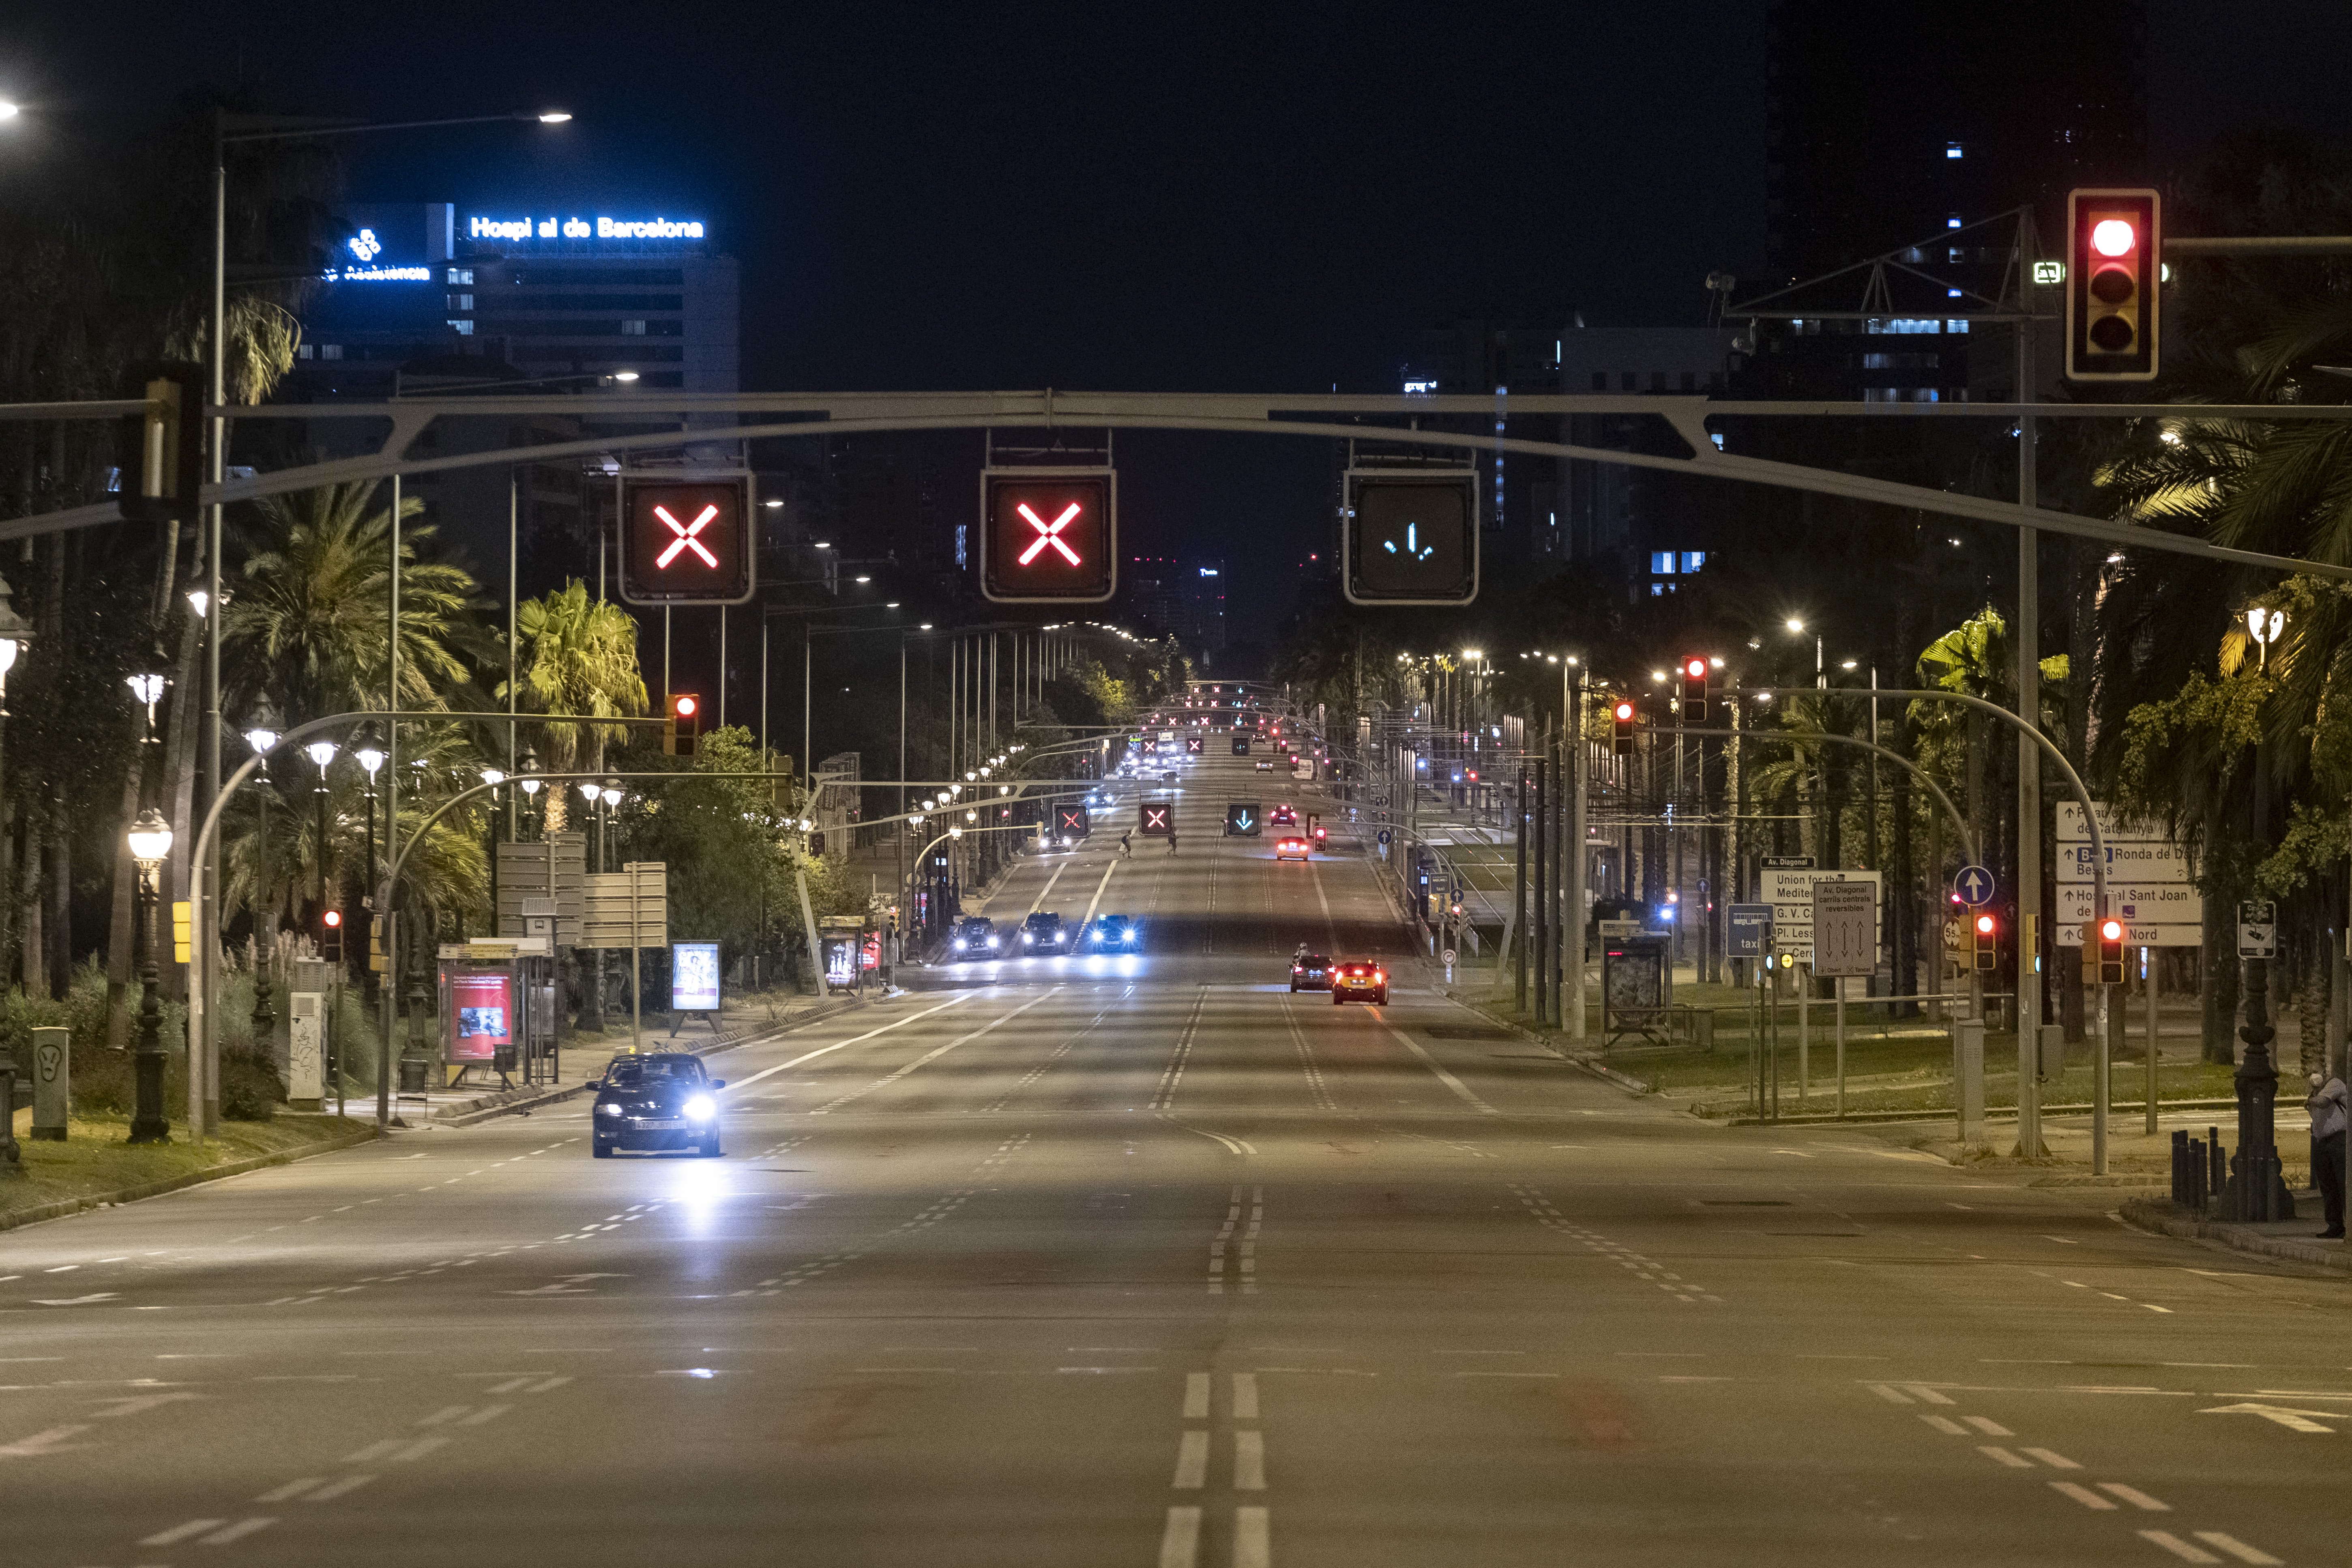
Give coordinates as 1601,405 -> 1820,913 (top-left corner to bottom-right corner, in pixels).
700,1133 -> 722,1158
592,1139 -> 614,1159
1373,990 -> 1388,1006
1333,993 -> 1345,1006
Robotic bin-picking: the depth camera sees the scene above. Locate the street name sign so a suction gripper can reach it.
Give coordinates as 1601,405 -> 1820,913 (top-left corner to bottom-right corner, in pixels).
2057,798 -> 2200,946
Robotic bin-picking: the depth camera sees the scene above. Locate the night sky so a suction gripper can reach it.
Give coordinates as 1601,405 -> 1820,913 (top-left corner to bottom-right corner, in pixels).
11,2 -> 2352,631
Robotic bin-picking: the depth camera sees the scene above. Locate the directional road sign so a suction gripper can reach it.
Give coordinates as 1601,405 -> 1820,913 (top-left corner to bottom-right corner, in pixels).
1343,468 -> 1479,606
1225,802 -> 1261,837
980,468 -> 1116,603
2238,899 -> 2277,959
619,476 -> 753,605
1139,800 -> 1173,837
1812,879 -> 1877,978
1952,864 -> 1995,907
1376,828 -> 1392,847
1726,903 -> 1773,958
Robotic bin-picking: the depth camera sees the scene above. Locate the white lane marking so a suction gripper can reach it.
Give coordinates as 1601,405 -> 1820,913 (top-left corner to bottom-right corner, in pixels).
255,1478 -> 322,1503
811,989 -> 1061,1115
1919,1415 -> 1968,1435
388,1435 -> 451,1462
457,1405 -> 512,1426
1158,1506 -> 1202,1568
525,1375 -> 572,1394
1234,1428 -> 1267,1490
1026,856 -> 1075,916
1183,1372 -> 1210,1421
2049,1480 -> 2119,1509
2097,1482 -> 2170,1511
2137,1532 -> 2223,1564
307,1474 -> 376,1502
486,1377 -> 533,1396
2199,1401 -> 2340,1432
139,1519 -> 229,1547
1900,1384 -> 1956,1405
1962,1416 -> 2012,1436
0,1424 -> 92,1458
1079,858 -> 1119,930
2021,1447 -> 2080,1469
1233,1372 -> 1259,1420
1866,1384 -> 1915,1405
200,1517 -> 278,1545
1381,1023 -> 1499,1115
31,1293 -> 118,1306
1171,1429 -> 1209,1489
1977,1446 -> 2033,1468
1306,854 -> 1336,946
341,1439 -> 405,1464
1235,1505 -> 1271,1568
416,1404 -> 471,1427
2191,1532 -> 2284,1565
722,993 -> 980,1095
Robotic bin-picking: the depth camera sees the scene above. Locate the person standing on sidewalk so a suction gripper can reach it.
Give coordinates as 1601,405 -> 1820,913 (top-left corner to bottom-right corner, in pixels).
2308,1070 -> 2348,1239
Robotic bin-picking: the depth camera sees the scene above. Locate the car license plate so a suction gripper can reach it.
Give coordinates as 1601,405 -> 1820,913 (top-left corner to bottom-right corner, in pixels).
633,1118 -> 685,1130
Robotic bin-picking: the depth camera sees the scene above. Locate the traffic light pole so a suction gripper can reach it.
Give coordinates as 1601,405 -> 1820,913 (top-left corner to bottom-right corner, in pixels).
2017,281 -> 2046,1160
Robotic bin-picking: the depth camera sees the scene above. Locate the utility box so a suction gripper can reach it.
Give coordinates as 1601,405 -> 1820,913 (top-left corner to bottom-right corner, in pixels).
28,1025 -> 67,1141
288,957 -> 335,1111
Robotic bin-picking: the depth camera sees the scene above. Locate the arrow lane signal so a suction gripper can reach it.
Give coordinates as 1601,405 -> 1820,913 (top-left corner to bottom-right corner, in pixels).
652,503 -> 721,569
1016,502 -> 1083,566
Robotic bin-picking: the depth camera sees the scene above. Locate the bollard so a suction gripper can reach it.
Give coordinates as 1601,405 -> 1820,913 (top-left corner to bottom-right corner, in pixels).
28,1025 -> 66,1142
2187,1138 -> 2206,1211
2172,1129 -> 2190,1208
2208,1129 -> 2226,1213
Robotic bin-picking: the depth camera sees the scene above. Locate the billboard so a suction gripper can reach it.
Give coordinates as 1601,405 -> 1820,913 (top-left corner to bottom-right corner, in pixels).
448,972 -> 513,1064
671,941 -> 721,1012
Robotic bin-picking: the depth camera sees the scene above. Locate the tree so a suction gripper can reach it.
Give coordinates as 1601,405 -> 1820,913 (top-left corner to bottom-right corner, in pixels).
504,583 -> 648,835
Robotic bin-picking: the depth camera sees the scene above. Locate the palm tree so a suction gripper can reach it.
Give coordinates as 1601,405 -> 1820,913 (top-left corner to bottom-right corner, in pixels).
504,583 -> 649,834
226,481 -> 488,723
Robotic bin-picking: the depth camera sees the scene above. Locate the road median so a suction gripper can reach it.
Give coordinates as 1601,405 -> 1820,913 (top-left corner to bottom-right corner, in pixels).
0,1113 -> 378,1235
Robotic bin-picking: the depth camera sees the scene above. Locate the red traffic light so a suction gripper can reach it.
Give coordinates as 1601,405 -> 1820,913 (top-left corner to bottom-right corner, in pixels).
2066,188 -> 2160,382
1974,913 -> 1996,937
2099,918 -> 2125,942
322,909 -> 342,928
1614,700 -> 1635,723
675,695 -> 698,719
981,469 -> 1116,603
1683,657 -> 1706,680
619,477 -> 754,605
2090,219 -> 2136,257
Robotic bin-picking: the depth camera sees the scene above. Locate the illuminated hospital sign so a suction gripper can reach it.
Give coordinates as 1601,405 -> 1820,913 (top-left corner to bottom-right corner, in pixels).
468,214 -> 706,242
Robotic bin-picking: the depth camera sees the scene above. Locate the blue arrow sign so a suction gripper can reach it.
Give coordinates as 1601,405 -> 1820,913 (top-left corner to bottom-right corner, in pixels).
1377,828 -> 1393,846
1954,864 -> 1996,906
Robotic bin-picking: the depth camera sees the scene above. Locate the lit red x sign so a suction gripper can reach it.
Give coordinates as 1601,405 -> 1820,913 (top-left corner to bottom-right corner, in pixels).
1060,810 -> 1083,830
1017,502 -> 1083,566
654,503 -> 721,569
1142,804 -> 1170,832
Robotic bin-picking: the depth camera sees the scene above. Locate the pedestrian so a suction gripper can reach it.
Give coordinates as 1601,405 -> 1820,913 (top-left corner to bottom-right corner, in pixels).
2309,1070 -> 2348,1239
1167,830 -> 1178,855
1120,831 -> 1132,859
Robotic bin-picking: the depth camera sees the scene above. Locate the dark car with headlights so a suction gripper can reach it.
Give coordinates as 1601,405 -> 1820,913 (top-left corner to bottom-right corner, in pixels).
1087,913 -> 1140,950
592,1052 -> 724,1158
950,916 -> 1002,959
1021,912 -> 1069,952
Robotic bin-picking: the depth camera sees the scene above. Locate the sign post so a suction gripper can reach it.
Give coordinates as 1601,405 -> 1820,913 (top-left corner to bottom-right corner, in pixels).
1813,880 -> 1876,1120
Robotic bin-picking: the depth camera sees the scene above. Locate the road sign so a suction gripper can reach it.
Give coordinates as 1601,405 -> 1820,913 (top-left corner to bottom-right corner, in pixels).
1139,800 -> 1173,837
2239,899 -> 2277,959
1372,795 -> 1389,807
2057,884 -> 2200,928
1376,828 -> 1392,846
1225,802 -> 1261,837
1812,879 -> 1876,978
1762,863 -> 1879,961
618,476 -> 753,605
1055,803 -> 1090,839
1952,864 -> 1995,906
1442,948 -> 1457,965
1343,468 -> 1479,606
1726,903 -> 1773,958
980,467 -> 1116,603
2056,798 -> 2200,943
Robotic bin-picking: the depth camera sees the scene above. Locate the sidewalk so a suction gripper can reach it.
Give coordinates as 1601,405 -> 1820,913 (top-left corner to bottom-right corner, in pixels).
371,987 -> 863,1127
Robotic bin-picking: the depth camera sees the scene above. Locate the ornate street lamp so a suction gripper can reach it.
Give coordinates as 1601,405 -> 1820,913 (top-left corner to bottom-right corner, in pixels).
2247,605 -> 2287,671
125,808 -> 175,1144
304,740 -> 337,950
244,698 -> 284,1037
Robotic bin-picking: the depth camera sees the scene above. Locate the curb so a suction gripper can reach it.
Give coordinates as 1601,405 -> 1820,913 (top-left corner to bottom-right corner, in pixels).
0,1122 -> 382,1236
2116,1195 -> 2352,1273
1438,989 -> 1657,1097
432,996 -> 866,1127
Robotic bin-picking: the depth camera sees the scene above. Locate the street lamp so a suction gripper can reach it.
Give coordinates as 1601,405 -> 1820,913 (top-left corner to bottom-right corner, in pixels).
304,740 -> 337,944
126,808 -> 175,1144
2247,605 -> 2287,671
128,672 -> 167,740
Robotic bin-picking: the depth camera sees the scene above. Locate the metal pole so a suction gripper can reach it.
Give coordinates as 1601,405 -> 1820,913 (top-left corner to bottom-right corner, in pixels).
1568,669 -> 1587,1040
1533,755 -> 1547,1023
803,620 -> 812,791
1835,976 -> 1846,1118
376,473 -> 400,1132
760,615 -> 768,761
2016,280 -> 2046,1160
898,639 -> 908,937
719,605 -> 727,731
1514,766 -> 1528,1013
2145,945 -> 2159,1135
2094,978 -> 2111,1174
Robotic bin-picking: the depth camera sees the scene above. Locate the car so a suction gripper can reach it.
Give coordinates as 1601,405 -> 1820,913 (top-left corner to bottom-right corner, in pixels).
1331,961 -> 1388,1006
1161,769 -> 1180,783
949,916 -> 1002,959
592,1053 -> 724,1158
1021,912 -> 1069,952
1269,804 -> 1297,827
1275,836 -> 1309,862
1088,913 -> 1140,950
1254,759 -> 1274,771
1290,953 -> 1333,991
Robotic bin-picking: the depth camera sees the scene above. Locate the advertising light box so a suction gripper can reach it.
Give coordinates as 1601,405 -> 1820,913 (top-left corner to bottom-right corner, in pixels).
672,941 -> 721,1013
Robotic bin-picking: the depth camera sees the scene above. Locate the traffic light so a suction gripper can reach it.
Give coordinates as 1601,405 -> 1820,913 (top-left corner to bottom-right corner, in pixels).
2065,188 -> 2160,382
979,468 -> 1116,603
1973,911 -> 1998,971
320,907 -> 343,964
619,476 -> 754,605
1680,657 -> 1709,724
1612,698 -> 1637,756
119,361 -> 206,525
1225,802 -> 1261,837
664,693 -> 701,757
1139,800 -> 1173,837
1343,468 -> 1479,606
2095,917 -> 2126,985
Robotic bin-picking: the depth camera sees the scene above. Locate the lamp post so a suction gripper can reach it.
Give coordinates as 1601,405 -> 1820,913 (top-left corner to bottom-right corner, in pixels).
126,808 -> 175,1144
304,739 -> 337,945
354,728 -> 384,1000
2235,602 -> 2291,1219
242,699 -> 283,1051
0,573 -> 30,986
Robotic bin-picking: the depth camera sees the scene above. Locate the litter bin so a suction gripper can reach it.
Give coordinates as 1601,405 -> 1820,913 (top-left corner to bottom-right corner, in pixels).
398,1055 -> 429,1094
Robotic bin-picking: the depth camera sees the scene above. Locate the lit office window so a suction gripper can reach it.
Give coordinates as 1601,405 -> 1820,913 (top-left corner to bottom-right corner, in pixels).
448,320 -> 474,336
320,345 -> 343,361
1946,142 -> 1964,159
1650,551 -> 1676,575
446,268 -> 474,285
447,294 -> 474,311
1679,551 -> 1706,573
622,320 -> 647,336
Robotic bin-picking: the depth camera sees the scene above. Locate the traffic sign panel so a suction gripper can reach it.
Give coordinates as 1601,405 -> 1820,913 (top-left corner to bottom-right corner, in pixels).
1811,880 -> 1876,978
1343,469 -> 1479,606
619,476 -> 753,605
1225,802 -> 1261,837
1139,800 -> 1173,837
2239,899 -> 2277,959
1953,864 -> 1996,906
980,468 -> 1116,603
1376,828 -> 1392,846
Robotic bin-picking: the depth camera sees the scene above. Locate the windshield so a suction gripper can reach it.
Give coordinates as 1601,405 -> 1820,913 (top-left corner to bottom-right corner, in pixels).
605,1057 -> 704,1088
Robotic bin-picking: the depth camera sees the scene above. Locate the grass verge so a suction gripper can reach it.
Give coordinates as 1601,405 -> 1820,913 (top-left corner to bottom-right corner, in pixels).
1,1110 -> 372,1228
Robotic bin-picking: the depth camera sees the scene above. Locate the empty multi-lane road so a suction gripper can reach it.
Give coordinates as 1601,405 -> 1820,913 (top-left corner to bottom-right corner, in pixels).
1,751 -> 2342,1566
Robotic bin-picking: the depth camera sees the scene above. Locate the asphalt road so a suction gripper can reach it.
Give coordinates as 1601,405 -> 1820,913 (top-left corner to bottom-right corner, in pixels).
3,750 -> 2346,1567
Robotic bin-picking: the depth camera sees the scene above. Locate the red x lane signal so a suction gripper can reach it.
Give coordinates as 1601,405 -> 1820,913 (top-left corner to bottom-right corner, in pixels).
620,477 -> 754,605
1139,800 -> 1172,837
981,468 -> 1115,603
